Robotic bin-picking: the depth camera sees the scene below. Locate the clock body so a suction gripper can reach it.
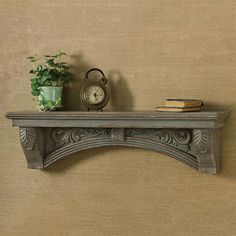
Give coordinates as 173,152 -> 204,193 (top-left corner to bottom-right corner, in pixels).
80,69 -> 110,111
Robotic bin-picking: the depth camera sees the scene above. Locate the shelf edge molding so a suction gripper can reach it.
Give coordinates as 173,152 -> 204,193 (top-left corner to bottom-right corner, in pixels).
6,111 -> 230,174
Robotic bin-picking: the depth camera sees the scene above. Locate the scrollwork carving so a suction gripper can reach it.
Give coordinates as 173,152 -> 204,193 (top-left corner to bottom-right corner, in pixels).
19,128 -> 37,150
125,128 -> 192,151
51,128 -> 111,148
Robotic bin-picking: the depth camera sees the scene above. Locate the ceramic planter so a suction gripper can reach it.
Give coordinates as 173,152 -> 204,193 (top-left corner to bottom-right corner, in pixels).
38,86 -> 62,111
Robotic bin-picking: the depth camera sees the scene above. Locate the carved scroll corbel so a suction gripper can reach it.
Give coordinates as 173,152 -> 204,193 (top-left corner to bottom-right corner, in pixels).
19,127 -> 44,169
193,129 -> 221,174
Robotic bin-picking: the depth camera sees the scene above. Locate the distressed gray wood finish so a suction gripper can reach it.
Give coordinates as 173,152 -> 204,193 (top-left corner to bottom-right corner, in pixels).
6,111 -> 230,174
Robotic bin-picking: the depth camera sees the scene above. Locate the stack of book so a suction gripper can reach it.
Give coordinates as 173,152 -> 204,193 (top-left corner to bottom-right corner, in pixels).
156,99 -> 203,112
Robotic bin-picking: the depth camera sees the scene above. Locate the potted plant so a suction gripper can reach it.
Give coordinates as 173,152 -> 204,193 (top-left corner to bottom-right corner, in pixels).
27,51 -> 74,111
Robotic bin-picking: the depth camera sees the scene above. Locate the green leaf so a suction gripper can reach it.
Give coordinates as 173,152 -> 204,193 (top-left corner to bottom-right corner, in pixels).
46,59 -> 56,67
27,56 -> 39,62
28,51 -> 74,92
53,51 -> 67,58
44,80 -> 51,86
27,56 -> 37,59
35,65 -> 43,72
41,70 -> 52,83
43,55 -> 52,58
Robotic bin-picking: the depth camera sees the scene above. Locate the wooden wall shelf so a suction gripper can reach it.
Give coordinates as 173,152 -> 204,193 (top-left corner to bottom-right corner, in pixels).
6,111 -> 230,174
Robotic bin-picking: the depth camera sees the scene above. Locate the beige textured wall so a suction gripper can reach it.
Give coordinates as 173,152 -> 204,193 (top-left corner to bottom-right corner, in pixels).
1,0 -> 236,235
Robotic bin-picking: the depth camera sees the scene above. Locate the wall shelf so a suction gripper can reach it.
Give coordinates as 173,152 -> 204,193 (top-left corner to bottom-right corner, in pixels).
6,111 -> 230,174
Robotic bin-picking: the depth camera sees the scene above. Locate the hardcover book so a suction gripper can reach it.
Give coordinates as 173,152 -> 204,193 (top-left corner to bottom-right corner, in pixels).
165,99 -> 203,108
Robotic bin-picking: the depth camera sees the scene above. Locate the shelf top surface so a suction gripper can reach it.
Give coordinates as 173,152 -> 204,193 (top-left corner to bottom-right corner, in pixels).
6,110 -> 230,120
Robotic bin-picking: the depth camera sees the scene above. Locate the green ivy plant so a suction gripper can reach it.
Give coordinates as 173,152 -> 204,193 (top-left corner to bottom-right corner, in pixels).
27,51 -> 74,97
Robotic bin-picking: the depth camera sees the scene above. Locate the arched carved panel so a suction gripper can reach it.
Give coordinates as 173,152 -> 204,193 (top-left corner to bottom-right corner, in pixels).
44,137 -> 198,170
44,127 -> 197,170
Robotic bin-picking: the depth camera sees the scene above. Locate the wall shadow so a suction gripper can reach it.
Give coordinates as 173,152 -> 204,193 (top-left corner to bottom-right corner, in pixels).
107,70 -> 134,111
62,52 -> 93,111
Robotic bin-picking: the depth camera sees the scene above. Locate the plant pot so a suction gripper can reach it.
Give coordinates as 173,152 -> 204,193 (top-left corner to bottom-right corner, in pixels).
38,86 -> 63,111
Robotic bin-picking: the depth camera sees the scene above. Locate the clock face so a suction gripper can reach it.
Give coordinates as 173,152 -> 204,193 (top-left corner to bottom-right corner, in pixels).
84,85 -> 105,105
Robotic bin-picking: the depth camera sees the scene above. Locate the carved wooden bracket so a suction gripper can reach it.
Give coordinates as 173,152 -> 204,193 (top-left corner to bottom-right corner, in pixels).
6,111 -> 230,174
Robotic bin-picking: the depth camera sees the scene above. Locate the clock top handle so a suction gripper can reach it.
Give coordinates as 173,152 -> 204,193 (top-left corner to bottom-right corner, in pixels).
85,68 -> 108,84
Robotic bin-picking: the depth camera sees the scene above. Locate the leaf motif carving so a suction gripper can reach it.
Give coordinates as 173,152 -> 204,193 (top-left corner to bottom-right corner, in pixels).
19,128 -> 36,150
193,129 -> 211,154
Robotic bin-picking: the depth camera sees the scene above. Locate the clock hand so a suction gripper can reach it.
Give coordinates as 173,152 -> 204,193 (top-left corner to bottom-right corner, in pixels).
93,89 -> 99,97
94,91 -> 102,97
